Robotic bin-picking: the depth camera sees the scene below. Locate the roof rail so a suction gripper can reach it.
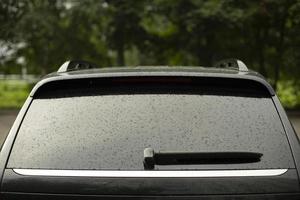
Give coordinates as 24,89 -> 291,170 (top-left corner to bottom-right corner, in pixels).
213,58 -> 248,72
58,60 -> 98,73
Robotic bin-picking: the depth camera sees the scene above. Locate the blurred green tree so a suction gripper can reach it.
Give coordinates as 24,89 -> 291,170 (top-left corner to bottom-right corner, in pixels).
0,0 -> 299,100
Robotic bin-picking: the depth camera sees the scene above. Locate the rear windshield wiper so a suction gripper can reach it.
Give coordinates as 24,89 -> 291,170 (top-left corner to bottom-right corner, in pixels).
143,148 -> 263,170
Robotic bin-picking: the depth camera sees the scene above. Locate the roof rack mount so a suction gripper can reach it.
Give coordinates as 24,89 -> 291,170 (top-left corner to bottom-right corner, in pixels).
58,60 -> 98,73
213,58 -> 248,72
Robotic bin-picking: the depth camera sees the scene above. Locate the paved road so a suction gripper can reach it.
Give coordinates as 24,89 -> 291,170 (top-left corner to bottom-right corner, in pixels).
289,112 -> 300,138
0,110 -> 300,146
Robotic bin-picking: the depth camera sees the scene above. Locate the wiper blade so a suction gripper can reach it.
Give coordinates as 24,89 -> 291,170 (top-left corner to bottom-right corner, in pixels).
143,148 -> 263,170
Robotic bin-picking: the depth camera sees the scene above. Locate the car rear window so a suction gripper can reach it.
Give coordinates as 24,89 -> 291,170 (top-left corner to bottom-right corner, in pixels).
7,85 -> 294,170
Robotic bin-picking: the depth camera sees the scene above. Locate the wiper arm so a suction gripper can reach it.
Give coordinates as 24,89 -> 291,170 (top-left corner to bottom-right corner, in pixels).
143,148 -> 263,170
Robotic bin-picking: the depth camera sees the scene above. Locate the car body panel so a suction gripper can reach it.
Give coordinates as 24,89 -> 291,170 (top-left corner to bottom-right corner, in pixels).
272,96 -> 300,182
2,193 -> 300,200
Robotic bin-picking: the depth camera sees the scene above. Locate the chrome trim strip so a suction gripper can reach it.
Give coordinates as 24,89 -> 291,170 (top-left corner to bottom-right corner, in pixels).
13,169 -> 288,178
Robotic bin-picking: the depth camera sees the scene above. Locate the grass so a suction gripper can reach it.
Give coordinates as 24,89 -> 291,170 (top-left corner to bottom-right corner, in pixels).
277,81 -> 300,109
0,80 -> 31,109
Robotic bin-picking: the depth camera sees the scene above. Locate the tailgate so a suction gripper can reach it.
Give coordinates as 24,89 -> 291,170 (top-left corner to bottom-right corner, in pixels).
1,168 -> 299,198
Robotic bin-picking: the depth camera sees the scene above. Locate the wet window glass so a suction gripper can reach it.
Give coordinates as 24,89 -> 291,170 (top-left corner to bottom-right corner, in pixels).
8,93 -> 294,170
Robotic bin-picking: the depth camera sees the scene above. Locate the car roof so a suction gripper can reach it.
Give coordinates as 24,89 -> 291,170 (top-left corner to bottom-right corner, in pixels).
30,65 -> 275,96
46,66 -> 262,78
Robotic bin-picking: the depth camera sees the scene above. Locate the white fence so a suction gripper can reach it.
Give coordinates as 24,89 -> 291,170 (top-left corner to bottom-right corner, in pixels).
0,74 -> 40,83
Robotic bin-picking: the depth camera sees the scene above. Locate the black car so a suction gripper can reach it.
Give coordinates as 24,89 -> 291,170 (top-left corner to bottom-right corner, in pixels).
0,59 -> 299,199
